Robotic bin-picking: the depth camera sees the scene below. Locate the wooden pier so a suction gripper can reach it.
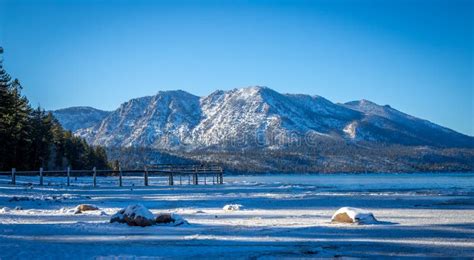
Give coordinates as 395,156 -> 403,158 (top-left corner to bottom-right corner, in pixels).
0,164 -> 224,187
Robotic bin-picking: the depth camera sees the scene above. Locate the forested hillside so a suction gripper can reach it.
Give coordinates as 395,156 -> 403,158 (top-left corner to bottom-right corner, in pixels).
0,48 -> 109,171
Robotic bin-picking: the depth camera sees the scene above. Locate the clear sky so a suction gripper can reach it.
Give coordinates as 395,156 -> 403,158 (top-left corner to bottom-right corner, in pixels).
0,0 -> 473,135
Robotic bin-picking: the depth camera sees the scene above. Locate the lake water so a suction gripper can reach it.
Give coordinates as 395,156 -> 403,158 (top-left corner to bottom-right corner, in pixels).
2,172 -> 473,195
225,172 -> 474,192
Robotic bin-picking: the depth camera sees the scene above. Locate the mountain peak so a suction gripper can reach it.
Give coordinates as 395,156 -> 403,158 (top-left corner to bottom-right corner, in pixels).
52,106 -> 111,131
345,99 -> 398,118
155,89 -> 197,98
233,85 -> 271,95
346,99 -> 380,108
243,85 -> 269,91
54,106 -> 110,113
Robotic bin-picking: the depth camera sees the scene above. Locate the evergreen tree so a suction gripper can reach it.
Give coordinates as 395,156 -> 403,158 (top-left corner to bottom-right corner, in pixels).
0,47 -> 110,170
4,79 -> 32,169
0,48 -> 13,170
29,107 -> 53,169
49,115 -> 67,168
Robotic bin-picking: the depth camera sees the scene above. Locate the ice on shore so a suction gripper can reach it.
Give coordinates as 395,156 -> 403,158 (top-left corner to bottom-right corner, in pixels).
331,207 -> 378,224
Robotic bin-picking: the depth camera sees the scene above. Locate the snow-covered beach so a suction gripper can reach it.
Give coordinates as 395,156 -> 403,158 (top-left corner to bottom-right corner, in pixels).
1,173 -> 473,258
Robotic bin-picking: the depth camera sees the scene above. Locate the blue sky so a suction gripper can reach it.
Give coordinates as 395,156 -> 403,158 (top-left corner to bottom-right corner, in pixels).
0,0 -> 472,135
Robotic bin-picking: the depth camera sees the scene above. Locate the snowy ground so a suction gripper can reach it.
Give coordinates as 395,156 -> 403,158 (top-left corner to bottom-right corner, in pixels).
1,173 -> 473,258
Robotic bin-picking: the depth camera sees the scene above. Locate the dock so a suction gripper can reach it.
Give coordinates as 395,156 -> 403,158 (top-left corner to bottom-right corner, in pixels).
0,164 -> 224,187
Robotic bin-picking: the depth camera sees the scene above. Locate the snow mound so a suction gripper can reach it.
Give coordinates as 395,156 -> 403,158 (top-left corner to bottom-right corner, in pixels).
156,213 -> 188,226
331,207 -> 378,224
223,204 -> 242,211
110,204 -> 156,227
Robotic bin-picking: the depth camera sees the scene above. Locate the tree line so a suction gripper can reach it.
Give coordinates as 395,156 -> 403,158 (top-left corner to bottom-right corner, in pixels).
0,47 -> 109,171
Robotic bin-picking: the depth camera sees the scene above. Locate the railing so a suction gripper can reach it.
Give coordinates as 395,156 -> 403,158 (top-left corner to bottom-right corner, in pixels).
0,164 -> 224,187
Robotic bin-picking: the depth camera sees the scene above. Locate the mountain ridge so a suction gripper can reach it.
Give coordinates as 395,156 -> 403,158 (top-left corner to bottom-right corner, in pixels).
52,86 -> 474,172
52,106 -> 111,132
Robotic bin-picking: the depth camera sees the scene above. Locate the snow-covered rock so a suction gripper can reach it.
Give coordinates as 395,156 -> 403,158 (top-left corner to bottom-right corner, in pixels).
74,204 -> 99,214
110,204 -> 156,227
331,207 -> 378,224
155,213 -> 187,226
223,204 -> 242,211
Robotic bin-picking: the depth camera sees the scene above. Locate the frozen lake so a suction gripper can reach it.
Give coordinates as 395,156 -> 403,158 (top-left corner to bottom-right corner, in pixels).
0,172 -> 473,258
226,172 -> 474,191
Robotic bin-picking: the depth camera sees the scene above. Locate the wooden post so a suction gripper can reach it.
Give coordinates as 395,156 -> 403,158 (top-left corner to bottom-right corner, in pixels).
11,168 -> 16,185
169,166 -> 174,186
193,166 -> 198,185
168,172 -> 174,186
144,167 -> 148,186
119,167 -> 123,187
179,175 -> 182,185
67,167 -> 70,186
93,167 -> 97,187
39,167 -> 43,186
188,175 -> 191,185
213,175 -> 215,185
204,175 -> 206,185
219,167 -> 224,184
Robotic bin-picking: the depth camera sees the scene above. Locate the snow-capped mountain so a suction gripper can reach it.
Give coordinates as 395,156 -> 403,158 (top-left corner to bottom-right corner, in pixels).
52,106 -> 111,132
56,86 -> 473,150
191,87 -> 361,146
76,90 -> 201,148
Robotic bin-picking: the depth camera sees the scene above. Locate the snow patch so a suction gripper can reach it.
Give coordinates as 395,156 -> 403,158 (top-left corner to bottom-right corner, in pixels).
343,122 -> 357,139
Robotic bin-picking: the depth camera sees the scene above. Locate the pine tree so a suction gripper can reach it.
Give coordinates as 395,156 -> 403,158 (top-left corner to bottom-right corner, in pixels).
29,107 -> 53,169
0,48 -> 13,169
49,114 -> 67,169
0,50 -> 31,169
5,79 -> 32,169
0,47 -> 110,171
